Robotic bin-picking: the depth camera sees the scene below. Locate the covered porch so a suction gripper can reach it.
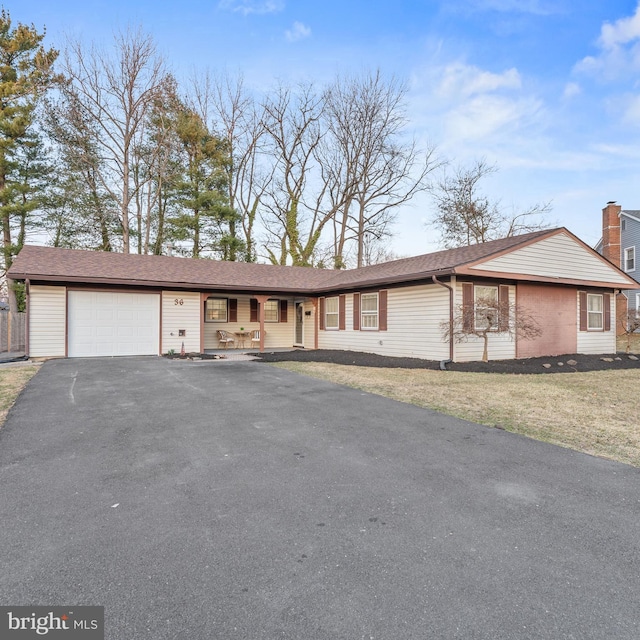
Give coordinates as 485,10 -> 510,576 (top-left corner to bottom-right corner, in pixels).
199,293 -> 317,353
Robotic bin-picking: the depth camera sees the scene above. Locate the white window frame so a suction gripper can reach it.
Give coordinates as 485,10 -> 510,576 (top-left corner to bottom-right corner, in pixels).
624,246 -> 635,272
587,293 -> 604,330
474,285 -> 499,331
360,292 -> 379,330
325,296 -> 339,330
204,297 -> 228,323
264,299 -> 279,323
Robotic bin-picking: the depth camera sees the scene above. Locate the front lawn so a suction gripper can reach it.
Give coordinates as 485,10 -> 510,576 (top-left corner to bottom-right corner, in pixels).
0,365 -> 39,427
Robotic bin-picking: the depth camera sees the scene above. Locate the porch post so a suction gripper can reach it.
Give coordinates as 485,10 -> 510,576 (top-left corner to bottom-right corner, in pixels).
200,293 -> 207,354
312,298 -> 319,349
254,294 -> 270,352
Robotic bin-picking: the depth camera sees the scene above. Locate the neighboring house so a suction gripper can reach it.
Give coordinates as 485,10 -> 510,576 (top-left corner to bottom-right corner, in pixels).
596,202 -> 640,324
8,227 -> 639,362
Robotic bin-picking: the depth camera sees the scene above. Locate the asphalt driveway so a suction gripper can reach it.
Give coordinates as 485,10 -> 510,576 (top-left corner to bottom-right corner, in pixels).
0,357 -> 639,639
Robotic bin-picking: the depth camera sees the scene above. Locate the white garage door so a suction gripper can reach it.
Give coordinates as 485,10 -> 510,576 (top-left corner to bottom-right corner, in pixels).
68,291 -> 160,357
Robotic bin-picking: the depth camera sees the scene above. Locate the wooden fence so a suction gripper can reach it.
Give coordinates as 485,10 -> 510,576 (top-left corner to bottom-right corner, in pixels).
0,311 -> 26,353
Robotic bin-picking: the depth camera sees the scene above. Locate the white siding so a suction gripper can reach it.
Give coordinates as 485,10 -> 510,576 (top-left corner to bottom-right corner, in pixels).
29,285 -> 66,358
162,291 -> 201,354
303,300 -> 315,350
576,291 -> 616,354
451,283 -> 516,362
319,284 -> 451,361
472,232 -> 633,286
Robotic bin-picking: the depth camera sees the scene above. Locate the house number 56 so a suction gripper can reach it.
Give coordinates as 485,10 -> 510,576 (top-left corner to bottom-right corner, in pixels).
174,298 -> 184,306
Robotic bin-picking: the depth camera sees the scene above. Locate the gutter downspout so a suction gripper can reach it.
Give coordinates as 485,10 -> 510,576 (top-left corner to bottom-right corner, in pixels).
25,279 -> 30,358
432,275 -> 454,365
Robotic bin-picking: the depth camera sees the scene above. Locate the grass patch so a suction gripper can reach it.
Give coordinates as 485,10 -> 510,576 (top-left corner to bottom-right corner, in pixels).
273,362 -> 640,467
0,366 -> 40,427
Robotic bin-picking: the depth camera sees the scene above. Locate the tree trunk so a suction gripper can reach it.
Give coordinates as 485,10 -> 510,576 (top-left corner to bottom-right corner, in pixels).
482,334 -> 489,362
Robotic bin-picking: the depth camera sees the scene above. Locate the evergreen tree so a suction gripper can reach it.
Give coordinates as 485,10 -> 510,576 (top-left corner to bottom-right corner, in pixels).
168,105 -> 239,259
0,10 -> 59,309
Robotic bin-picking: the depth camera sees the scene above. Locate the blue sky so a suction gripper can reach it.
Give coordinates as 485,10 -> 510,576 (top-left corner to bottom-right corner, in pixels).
9,0 -> 640,257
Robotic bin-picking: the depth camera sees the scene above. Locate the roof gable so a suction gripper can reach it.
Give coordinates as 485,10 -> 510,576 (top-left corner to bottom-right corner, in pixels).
466,229 -> 639,288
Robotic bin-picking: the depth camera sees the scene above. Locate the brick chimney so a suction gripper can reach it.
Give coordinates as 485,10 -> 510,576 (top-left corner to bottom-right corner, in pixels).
602,201 -> 621,267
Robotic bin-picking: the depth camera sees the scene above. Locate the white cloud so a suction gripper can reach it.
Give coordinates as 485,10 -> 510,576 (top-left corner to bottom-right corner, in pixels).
409,61 -> 544,160
436,63 -> 521,99
593,141 -> 640,159
599,4 -> 640,49
285,21 -> 311,43
562,82 -> 581,100
218,0 -> 285,16
621,94 -> 640,126
444,93 -> 543,142
575,3 -> 640,79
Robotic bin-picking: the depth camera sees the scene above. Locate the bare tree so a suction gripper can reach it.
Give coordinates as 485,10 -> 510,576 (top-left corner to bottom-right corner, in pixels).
324,71 -> 439,268
190,71 -> 270,262
431,159 -> 552,249
59,28 -> 172,253
261,82 -> 345,266
618,310 -> 640,353
441,287 -> 542,362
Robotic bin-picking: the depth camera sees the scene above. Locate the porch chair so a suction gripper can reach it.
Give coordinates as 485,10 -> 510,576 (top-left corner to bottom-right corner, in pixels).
250,329 -> 264,349
216,329 -> 235,349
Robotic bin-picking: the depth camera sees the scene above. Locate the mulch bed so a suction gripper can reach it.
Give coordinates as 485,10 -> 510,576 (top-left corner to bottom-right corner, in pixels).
164,349 -> 640,374
252,349 -> 640,374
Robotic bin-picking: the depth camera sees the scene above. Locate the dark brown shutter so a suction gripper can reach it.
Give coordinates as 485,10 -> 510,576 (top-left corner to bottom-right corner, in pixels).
462,283 -> 474,333
579,291 -> 587,331
353,293 -> 360,331
250,298 -> 258,323
280,300 -> 288,323
229,298 -> 238,323
319,297 -> 325,330
339,295 -> 346,330
498,285 -> 509,332
379,290 -> 388,331
603,293 -> 611,331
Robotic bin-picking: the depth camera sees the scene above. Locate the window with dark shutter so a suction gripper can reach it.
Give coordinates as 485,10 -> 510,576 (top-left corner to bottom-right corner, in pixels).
339,295 -> 346,330
498,285 -> 509,332
462,283 -> 474,333
319,297 -> 326,330
353,293 -> 360,331
280,300 -> 288,323
379,290 -> 388,331
603,293 -> 611,331
229,299 -> 238,323
579,292 -> 587,331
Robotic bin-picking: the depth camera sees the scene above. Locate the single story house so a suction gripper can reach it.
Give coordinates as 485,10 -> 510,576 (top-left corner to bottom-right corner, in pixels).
8,227 -> 639,362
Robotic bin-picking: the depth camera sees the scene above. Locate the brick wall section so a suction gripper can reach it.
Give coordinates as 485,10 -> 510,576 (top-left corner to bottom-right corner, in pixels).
616,292 -> 628,336
516,283 -> 577,358
602,202 -> 621,268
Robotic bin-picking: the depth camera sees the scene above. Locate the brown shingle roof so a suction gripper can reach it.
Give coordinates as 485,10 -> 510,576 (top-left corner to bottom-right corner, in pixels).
8,245 -> 334,293
8,228 -> 559,293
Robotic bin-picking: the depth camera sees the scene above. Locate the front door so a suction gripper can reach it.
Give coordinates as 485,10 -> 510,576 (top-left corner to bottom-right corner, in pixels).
294,301 -> 304,346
